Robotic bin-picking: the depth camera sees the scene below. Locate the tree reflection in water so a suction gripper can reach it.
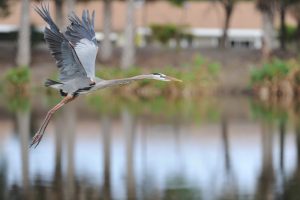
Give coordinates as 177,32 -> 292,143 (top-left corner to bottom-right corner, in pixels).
101,115 -> 112,200
255,121 -> 275,200
3,97 -> 300,199
65,103 -> 76,200
282,105 -> 300,200
17,110 -> 31,199
123,108 -> 137,200
52,110 -> 64,200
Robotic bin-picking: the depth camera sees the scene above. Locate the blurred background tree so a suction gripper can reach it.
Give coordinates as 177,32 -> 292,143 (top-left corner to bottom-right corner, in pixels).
256,0 -> 276,60
278,0 -> 300,51
16,0 -> 31,68
214,0 -> 242,49
121,0 -> 136,69
289,1 -> 300,49
101,0 -> 113,61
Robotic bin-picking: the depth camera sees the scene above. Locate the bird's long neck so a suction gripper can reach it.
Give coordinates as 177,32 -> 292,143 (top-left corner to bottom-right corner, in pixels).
93,75 -> 150,90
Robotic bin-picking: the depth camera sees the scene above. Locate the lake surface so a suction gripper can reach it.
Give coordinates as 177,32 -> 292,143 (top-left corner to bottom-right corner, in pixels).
0,93 -> 299,200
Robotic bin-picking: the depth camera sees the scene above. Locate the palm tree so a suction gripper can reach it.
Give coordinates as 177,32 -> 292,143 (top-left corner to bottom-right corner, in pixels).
101,0 -> 113,61
121,0 -> 136,69
16,0 -> 30,67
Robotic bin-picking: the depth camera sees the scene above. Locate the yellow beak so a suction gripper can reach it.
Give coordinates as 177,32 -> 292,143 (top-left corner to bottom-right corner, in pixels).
166,76 -> 183,82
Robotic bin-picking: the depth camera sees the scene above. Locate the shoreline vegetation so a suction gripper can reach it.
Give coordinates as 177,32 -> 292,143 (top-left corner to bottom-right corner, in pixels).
250,59 -> 300,103
0,54 -> 223,119
1,54 -> 220,100
3,55 -> 300,123
3,53 -> 300,116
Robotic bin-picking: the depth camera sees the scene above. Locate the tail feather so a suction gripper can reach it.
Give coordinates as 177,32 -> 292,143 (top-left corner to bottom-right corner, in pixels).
44,79 -> 62,87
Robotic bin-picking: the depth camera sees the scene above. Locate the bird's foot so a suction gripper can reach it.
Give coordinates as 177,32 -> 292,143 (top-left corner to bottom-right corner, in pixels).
30,133 -> 44,148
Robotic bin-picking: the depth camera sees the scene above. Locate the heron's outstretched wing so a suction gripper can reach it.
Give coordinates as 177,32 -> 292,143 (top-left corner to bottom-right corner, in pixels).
35,4 -> 88,82
65,9 -> 98,80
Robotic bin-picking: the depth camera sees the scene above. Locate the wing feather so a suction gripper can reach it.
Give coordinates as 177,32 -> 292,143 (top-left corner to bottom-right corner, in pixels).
65,9 -> 98,80
35,4 -> 87,81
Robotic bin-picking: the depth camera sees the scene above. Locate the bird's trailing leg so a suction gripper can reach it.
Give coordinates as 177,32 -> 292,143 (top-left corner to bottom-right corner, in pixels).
30,95 -> 76,148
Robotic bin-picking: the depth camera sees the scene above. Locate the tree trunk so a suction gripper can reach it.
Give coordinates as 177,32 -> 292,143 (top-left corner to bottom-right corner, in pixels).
55,0 -> 63,28
261,10 -> 275,60
220,4 -> 233,49
279,0 -> 286,51
290,3 -> 300,50
257,0 -> 276,61
101,0 -> 113,61
121,0 -> 136,69
16,0 -> 30,67
297,21 -> 300,50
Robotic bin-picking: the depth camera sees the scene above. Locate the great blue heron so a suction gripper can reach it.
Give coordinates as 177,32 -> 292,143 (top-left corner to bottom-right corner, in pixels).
30,4 -> 182,148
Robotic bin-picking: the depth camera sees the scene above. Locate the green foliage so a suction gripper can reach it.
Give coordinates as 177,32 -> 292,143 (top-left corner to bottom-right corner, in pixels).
250,59 -> 291,84
86,93 -> 220,122
163,175 -> 202,200
168,0 -> 186,6
207,62 -> 221,77
4,66 -> 30,86
277,24 -> 298,42
250,100 -> 288,122
285,25 -> 297,42
95,54 -> 220,98
2,67 -> 31,112
150,24 -> 183,45
194,55 -> 205,67
6,95 -> 30,112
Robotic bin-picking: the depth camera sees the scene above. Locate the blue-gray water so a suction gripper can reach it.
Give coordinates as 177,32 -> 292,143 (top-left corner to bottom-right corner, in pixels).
0,95 -> 299,200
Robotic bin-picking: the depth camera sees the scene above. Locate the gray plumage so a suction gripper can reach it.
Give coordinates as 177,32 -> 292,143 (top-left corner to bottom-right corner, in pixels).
35,4 -> 97,84
31,4 -> 181,148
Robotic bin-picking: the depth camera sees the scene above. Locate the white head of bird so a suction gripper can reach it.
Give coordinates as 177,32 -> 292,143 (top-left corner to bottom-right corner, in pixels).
151,73 -> 182,82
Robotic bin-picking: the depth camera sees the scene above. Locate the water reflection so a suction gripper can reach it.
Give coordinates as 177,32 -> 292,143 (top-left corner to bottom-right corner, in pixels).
2,96 -> 300,199
102,115 -> 112,200
65,104 -> 76,200
17,110 -> 31,199
123,108 -> 136,200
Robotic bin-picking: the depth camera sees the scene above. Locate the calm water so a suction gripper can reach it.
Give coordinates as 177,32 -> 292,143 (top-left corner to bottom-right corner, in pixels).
0,94 -> 299,200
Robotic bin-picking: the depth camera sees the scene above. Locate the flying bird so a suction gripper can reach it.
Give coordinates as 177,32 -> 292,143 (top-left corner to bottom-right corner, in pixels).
31,4 -> 182,148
